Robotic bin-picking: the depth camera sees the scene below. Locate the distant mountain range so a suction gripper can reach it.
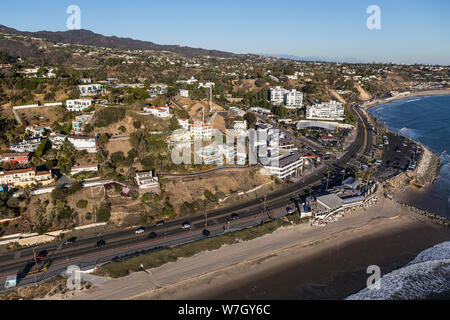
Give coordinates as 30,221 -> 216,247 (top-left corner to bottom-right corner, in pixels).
258,53 -> 367,64
0,24 -> 237,58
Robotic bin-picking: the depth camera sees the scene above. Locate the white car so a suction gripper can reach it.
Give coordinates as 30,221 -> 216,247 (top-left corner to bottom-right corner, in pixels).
181,221 -> 191,229
135,227 -> 145,234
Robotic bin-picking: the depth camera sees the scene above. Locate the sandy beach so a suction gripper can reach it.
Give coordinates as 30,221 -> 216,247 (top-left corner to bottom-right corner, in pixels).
45,193 -> 450,300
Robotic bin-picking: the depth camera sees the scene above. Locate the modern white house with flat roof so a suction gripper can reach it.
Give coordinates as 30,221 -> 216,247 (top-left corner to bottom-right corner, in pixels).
66,99 -> 93,112
135,171 -> 159,191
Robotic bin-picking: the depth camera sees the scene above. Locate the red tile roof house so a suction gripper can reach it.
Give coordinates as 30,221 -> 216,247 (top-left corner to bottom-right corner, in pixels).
0,153 -> 32,165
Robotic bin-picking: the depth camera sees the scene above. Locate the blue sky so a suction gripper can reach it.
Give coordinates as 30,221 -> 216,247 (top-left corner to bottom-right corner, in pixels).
1,0 -> 449,65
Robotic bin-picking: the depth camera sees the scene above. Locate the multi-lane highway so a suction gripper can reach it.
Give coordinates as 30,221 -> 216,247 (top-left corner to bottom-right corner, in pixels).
0,105 -> 372,291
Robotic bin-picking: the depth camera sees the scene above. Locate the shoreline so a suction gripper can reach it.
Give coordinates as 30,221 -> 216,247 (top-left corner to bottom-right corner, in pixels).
364,90 -> 449,216
50,194 -> 450,300
40,90 -> 450,300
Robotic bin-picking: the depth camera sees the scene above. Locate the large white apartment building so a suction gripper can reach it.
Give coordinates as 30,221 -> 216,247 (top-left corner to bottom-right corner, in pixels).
66,99 -> 93,112
284,90 -> 303,109
77,84 -> 105,97
269,87 -> 303,109
263,151 -> 304,180
306,101 -> 345,121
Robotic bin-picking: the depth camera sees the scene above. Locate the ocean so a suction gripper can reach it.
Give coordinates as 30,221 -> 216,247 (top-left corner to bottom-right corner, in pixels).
349,95 -> 450,300
368,95 -> 450,217
346,240 -> 450,300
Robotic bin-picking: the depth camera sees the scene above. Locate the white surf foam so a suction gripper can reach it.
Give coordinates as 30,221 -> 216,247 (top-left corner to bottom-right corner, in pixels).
346,241 -> 450,300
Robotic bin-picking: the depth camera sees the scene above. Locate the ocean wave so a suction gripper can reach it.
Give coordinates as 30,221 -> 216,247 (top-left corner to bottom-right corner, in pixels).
345,241 -> 450,300
398,127 -> 422,140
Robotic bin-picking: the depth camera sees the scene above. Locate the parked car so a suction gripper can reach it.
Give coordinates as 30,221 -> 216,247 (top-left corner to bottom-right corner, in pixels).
181,221 -> 191,229
135,227 -> 145,234
63,237 -> 77,246
36,250 -> 48,260
286,207 -> 295,214
148,232 -> 157,239
96,240 -> 106,248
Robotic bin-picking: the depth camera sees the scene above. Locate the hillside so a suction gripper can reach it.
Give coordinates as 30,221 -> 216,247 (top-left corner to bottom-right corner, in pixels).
0,24 -> 237,58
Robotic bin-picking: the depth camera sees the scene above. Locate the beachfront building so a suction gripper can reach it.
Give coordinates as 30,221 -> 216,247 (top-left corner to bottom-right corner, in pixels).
10,137 -> 42,153
77,84 -> 105,97
143,106 -> 171,118
0,153 -> 32,165
0,167 -> 53,188
66,98 -> 93,112
191,122 -> 212,140
306,101 -> 345,121
263,151 -> 304,180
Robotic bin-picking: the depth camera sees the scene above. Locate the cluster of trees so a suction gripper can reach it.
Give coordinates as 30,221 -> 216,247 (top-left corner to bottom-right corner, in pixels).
93,107 -> 126,127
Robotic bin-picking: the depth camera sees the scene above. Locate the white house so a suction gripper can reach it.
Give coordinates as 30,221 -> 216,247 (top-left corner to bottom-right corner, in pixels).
143,106 -> 171,118
135,171 -> 159,191
198,82 -> 215,89
66,99 -> 93,112
50,133 -> 98,153
177,118 -> 189,130
191,122 -> 212,140
306,101 -> 345,121
70,164 -> 98,176
77,84 -> 105,97
179,89 -> 189,98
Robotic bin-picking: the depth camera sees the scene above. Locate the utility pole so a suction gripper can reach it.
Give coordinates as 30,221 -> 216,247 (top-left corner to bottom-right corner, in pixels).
32,248 -> 38,286
204,201 -> 207,229
326,170 -> 331,191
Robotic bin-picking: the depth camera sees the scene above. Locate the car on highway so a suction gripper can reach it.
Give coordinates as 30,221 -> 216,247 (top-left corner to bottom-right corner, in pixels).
230,213 -> 240,220
202,229 -> 211,237
96,240 -> 106,248
63,237 -> 77,246
286,207 -> 295,214
135,227 -> 145,234
148,232 -> 157,239
156,220 -> 165,227
181,221 -> 191,229
36,250 -> 48,260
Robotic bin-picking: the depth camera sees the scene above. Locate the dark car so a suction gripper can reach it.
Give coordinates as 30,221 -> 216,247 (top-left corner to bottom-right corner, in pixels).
63,237 -> 77,246
148,232 -> 157,239
230,213 -> 240,220
156,220 -> 165,227
202,229 -> 211,237
36,250 -> 48,260
96,240 -> 106,248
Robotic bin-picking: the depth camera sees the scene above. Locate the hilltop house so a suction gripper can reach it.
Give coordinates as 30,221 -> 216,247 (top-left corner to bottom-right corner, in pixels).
0,153 -> 32,165
66,98 -> 93,112
0,167 -> 53,188
77,84 -> 105,97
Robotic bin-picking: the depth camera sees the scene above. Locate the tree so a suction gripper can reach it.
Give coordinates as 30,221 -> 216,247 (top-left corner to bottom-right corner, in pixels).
35,138 -> 50,158
244,112 -> 257,129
